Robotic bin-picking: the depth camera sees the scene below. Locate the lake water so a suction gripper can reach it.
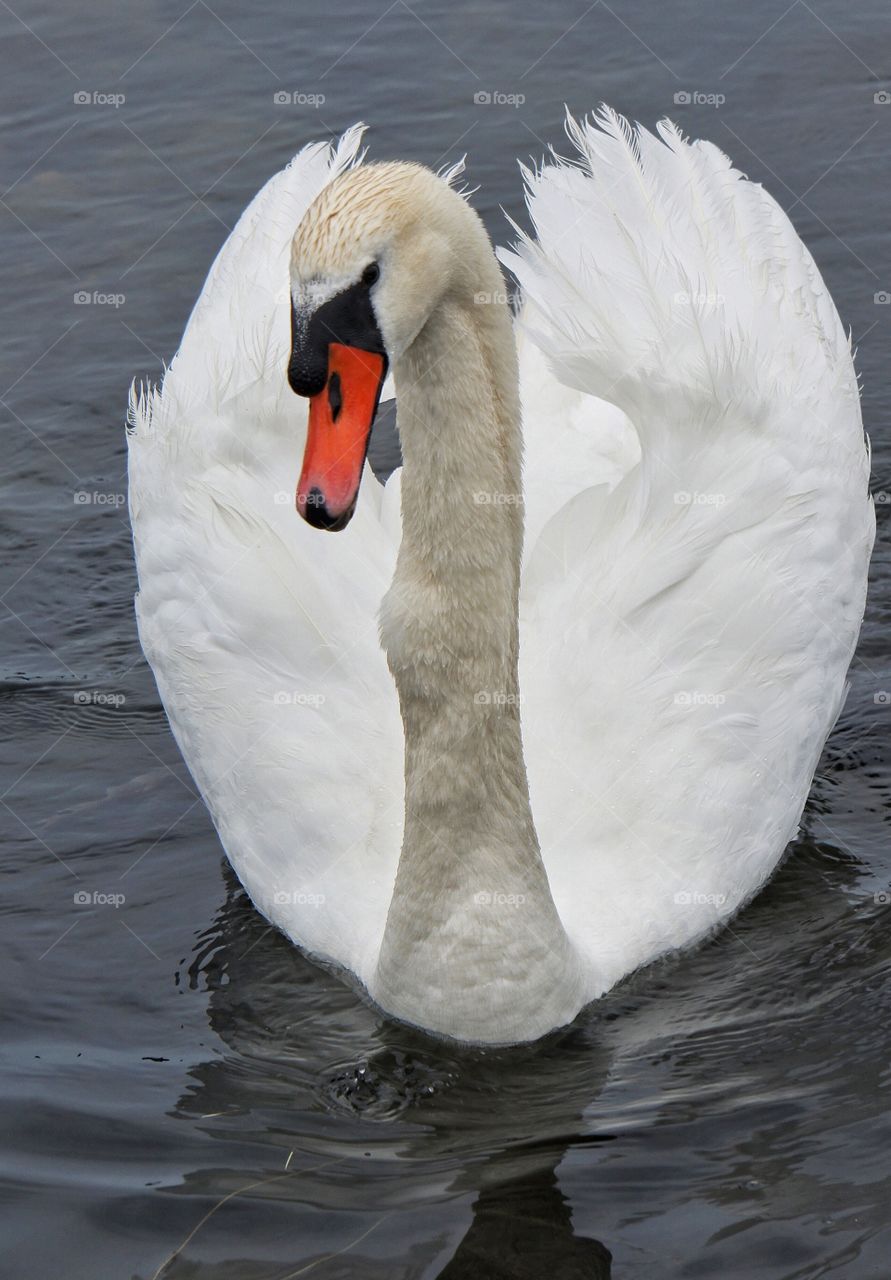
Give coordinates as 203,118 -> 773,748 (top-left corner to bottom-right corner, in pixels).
2,1 -> 891,1275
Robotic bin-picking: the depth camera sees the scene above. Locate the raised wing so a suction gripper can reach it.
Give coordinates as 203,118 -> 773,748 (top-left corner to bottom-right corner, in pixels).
503,111 -> 874,985
128,130 -> 405,983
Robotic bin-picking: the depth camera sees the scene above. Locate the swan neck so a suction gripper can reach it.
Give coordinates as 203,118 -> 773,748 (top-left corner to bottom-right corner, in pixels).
374,292 -> 582,1041
390,299 -> 527,816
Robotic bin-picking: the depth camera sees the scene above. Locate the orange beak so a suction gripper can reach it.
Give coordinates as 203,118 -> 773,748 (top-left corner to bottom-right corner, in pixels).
296,343 -> 388,531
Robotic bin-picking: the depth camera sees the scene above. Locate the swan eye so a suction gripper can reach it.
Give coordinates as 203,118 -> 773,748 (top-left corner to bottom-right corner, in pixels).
361,262 -> 380,287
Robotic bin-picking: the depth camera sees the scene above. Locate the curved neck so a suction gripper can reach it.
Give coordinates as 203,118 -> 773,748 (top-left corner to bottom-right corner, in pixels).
374,287 -> 582,1042
393,297 -> 528,823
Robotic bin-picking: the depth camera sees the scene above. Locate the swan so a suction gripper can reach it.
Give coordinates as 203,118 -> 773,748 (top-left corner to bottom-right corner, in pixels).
128,110 -> 874,1045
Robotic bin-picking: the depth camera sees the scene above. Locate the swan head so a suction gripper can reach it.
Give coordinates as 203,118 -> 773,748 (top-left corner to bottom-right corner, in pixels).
287,160 -> 491,530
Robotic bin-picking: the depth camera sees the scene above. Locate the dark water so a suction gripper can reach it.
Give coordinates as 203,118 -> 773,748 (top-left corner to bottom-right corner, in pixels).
3,1 -> 891,1275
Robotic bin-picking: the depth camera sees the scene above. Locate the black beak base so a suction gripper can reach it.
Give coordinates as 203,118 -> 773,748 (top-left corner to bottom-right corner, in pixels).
288,274 -> 387,398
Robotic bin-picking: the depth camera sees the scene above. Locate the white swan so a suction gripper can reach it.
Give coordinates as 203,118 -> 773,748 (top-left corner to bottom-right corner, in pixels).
128,111 -> 874,1044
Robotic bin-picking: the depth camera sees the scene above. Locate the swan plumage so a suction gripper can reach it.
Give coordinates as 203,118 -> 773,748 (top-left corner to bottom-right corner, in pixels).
128,110 -> 873,1043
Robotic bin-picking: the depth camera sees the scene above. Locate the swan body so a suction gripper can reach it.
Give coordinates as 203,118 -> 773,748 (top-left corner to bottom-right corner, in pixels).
128,113 -> 873,1044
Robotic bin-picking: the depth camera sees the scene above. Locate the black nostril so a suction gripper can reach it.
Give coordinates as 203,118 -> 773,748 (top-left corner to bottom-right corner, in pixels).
327,372 -> 342,421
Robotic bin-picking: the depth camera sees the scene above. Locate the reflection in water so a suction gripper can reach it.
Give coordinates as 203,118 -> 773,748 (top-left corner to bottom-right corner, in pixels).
167,865 -> 613,1276
435,1165 -> 611,1279
149,785 -> 891,1277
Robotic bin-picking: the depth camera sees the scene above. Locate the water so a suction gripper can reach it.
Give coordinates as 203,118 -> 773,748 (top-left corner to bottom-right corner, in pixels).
2,1 -> 891,1275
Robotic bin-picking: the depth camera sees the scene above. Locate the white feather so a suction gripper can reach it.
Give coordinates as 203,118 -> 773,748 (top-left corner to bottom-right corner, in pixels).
129,112 -> 874,1017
